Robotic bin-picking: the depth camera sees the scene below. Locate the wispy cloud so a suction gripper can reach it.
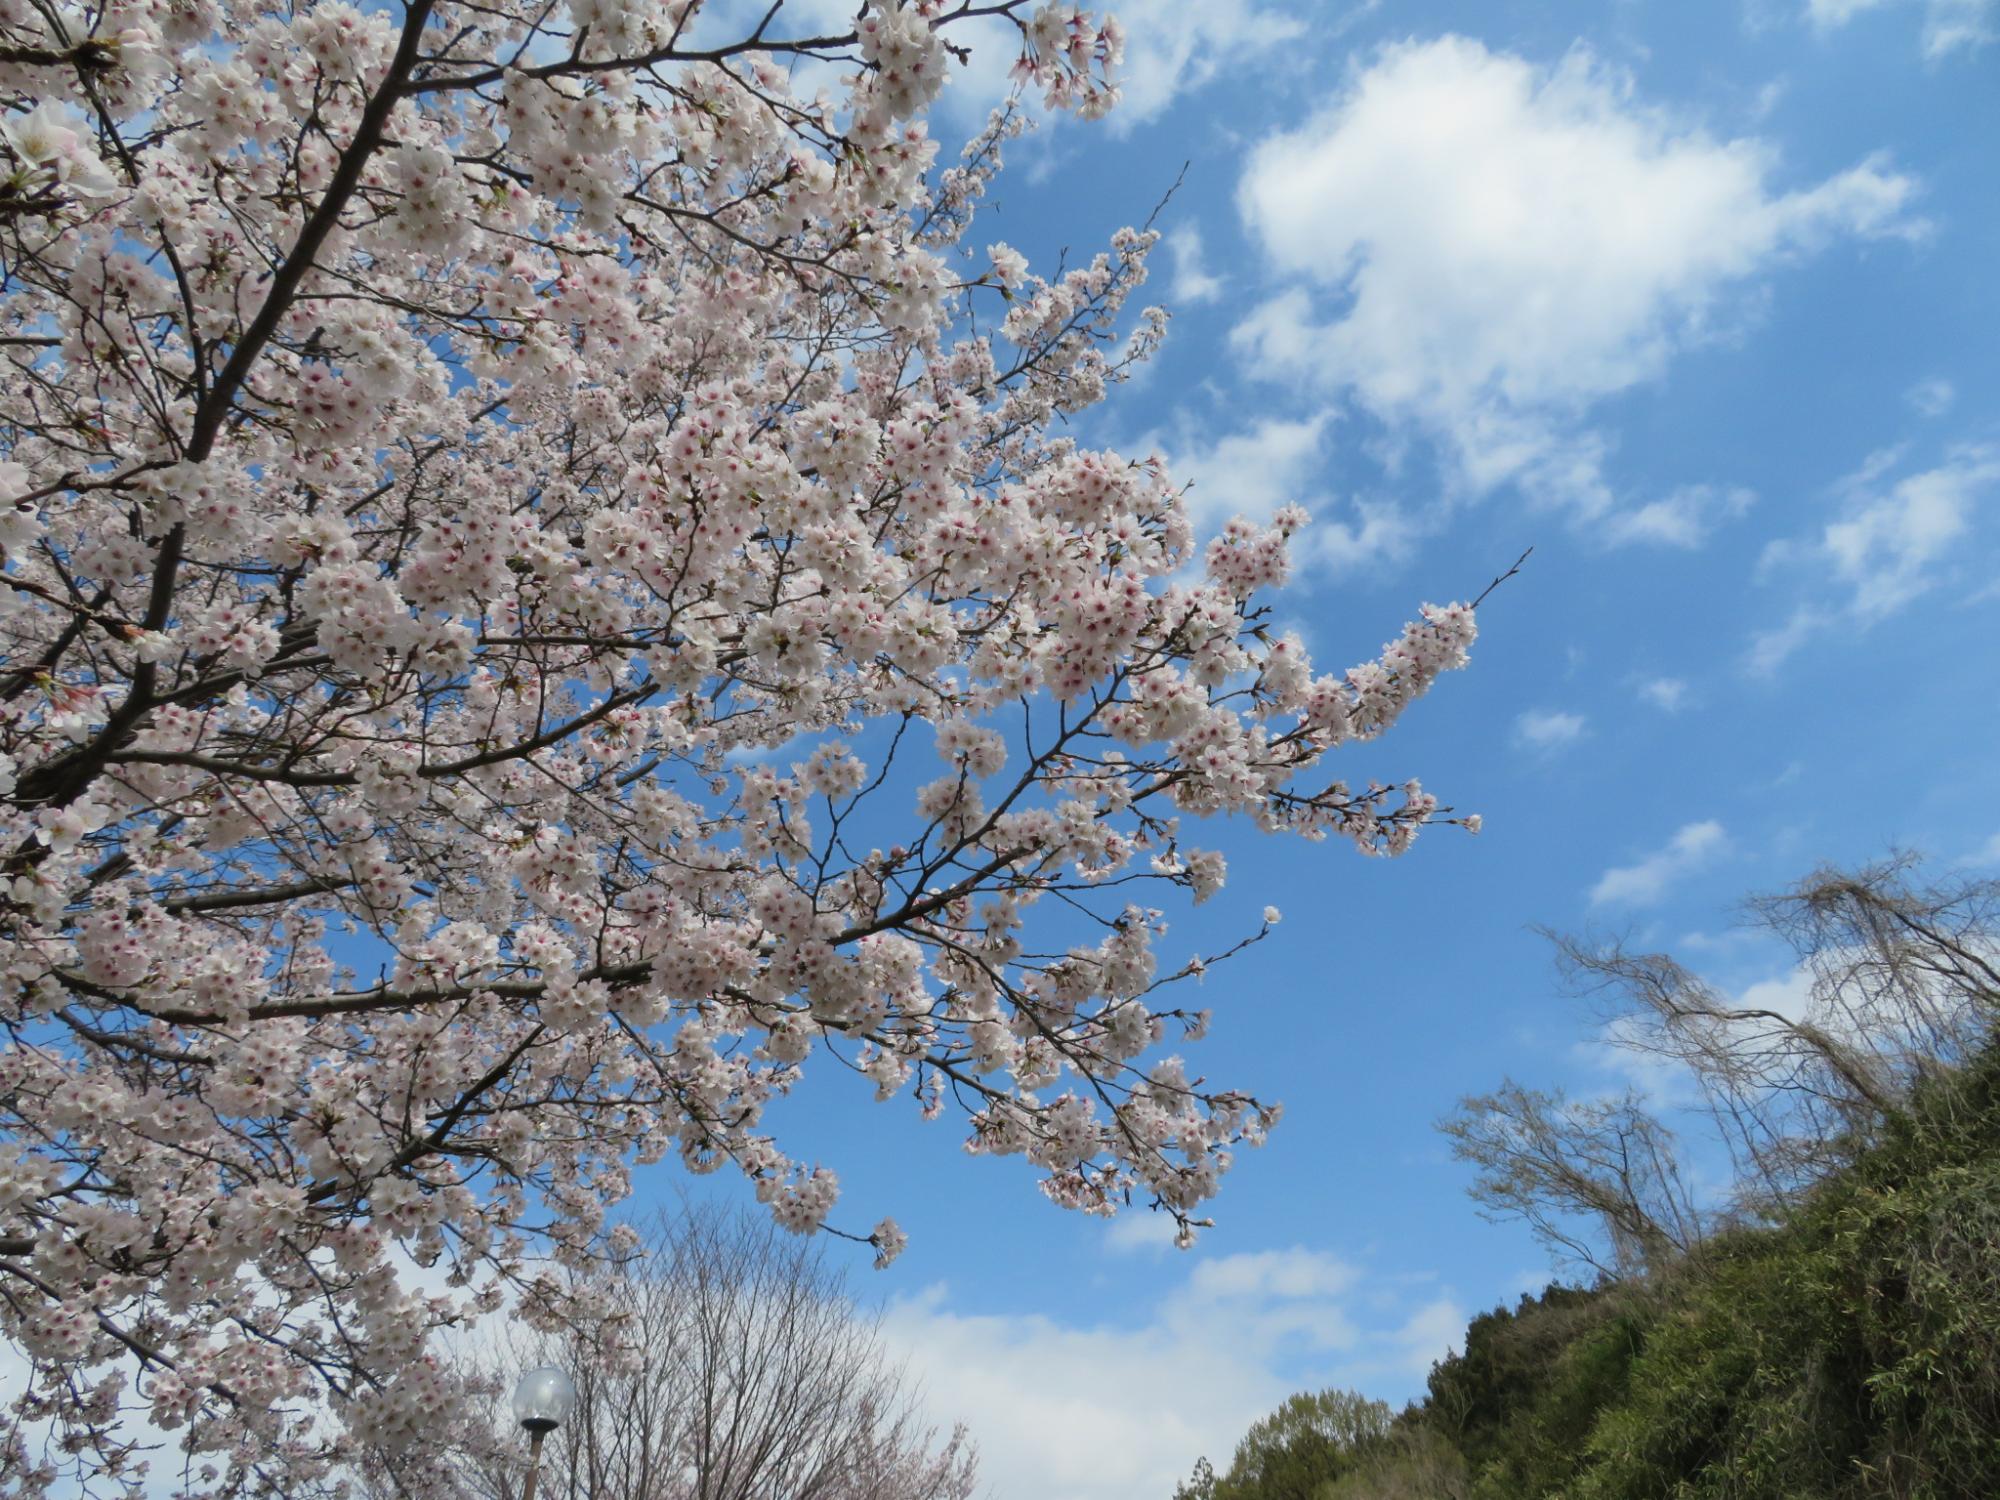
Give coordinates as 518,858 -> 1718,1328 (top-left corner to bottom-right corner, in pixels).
1746,605 -> 1836,677
1104,0 -> 1308,130
1748,445 -> 2000,674
1586,964 -> 1815,1101
1803,0 -> 1996,59
1824,454 -> 1992,617
1600,485 -> 1756,549
1166,225 -> 1225,305
1514,708 -> 1589,751
783,0 -> 1304,133
1310,499 -> 1420,574
1905,376 -> 1956,417
1963,831 -> 2000,868
1591,820 -> 1729,906
1103,1212 -> 1182,1255
1639,677 -> 1691,712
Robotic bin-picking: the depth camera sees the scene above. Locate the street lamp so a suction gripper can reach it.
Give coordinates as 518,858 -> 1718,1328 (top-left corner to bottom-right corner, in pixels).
510,1365 -> 577,1500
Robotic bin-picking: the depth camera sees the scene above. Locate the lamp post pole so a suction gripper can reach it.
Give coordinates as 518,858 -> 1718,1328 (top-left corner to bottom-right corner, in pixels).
521,1427 -> 549,1500
511,1365 -> 577,1500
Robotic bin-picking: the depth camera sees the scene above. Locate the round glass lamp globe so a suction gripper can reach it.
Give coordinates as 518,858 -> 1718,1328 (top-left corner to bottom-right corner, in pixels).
511,1366 -> 577,1434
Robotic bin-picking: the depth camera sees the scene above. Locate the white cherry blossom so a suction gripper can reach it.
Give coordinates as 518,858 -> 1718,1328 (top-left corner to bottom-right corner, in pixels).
0,0 -> 1484,1490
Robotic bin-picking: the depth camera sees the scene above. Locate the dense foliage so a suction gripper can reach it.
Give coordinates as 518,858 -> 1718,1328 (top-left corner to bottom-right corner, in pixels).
1175,1044 -> 2000,1499
1173,1390 -> 1392,1500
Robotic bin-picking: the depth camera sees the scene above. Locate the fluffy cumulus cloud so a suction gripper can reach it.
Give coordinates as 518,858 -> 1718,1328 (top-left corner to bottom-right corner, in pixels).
1591,820 -> 1729,906
880,1247 -> 1462,1500
1749,444 -> 2000,673
1804,0 -> 1997,58
1232,38 -> 1920,526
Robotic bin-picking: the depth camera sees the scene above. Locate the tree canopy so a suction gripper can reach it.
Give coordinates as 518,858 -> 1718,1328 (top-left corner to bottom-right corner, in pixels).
0,0 -> 1484,1489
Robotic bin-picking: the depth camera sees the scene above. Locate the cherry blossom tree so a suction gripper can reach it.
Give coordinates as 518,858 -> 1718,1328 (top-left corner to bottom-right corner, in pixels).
0,0 -> 1484,1490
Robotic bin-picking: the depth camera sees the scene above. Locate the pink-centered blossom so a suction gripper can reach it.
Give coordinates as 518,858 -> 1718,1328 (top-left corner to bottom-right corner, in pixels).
0,0 -> 1482,1487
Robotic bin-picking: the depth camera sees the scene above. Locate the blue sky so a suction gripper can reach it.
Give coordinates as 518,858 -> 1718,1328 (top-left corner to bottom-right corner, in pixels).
660,3 -> 2000,1495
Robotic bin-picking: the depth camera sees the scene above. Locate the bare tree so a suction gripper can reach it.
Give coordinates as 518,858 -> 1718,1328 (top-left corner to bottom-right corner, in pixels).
1555,856 -> 2000,1209
393,1205 -> 976,1500
1443,858 -> 2000,1278
1439,1083 -> 1705,1278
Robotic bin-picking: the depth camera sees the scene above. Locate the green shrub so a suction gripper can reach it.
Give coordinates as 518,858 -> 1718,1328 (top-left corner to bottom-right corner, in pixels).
1203,1044 -> 2000,1500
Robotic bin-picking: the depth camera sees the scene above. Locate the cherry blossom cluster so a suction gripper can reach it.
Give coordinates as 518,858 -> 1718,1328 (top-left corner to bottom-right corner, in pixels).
0,0 -> 1481,1490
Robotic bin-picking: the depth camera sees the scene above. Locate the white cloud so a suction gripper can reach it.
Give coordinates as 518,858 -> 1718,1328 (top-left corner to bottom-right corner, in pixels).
1591,820 -> 1729,906
1229,285 -> 1323,376
1745,604 -> 1835,676
1309,499 -> 1420,574
1186,1247 -> 1360,1303
1963,831 -> 2000,868
1748,446 -> 2000,673
879,1248 -> 1461,1500
868,0 -> 1306,132
1804,0 -> 1997,58
1148,413 -> 1419,575
1600,485 -> 1756,548
1107,0 -> 1308,130
722,0 -> 1305,136
1733,965 -> 1818,1023
1167,225 -> 1225,305
1162,414 -> 1330,534
1906,376 -> 1956,416
1584,1011 -> 1706,1104
1586,963 -> 1815,1104
1922,0 -> 2000,53
1824,451 -> 1995,616
1103,1212 -> 1181,1254
1639,677 -> 1691,711
1513,708 -> 1588,751
1233,37 -> 1921,521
